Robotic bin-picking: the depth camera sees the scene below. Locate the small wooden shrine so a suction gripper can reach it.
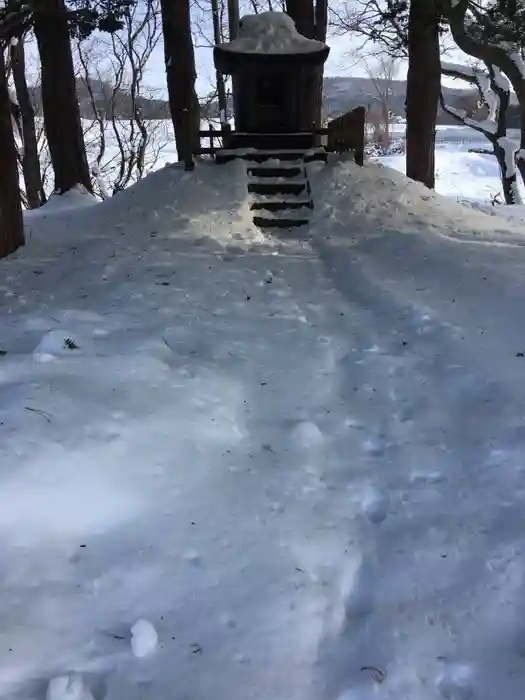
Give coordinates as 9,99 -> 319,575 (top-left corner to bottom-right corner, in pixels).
213,12 -> 329,148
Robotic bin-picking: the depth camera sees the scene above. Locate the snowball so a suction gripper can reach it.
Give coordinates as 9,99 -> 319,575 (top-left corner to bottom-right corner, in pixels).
183,549 -> 202,565
46,675 -> 93,700
131,619 -> 158,658
291,420 -> 324,448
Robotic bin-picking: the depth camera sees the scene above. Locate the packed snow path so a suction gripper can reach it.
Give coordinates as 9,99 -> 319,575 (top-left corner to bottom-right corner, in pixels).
3,161 -> 525,700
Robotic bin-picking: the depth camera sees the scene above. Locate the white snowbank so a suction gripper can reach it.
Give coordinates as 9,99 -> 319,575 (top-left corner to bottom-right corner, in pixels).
5,139 -> 525,700
220,12 -> 326,54
23,160 -> 260,249
460,199 -> 525,223
379,144 -> 525,216
310,156 -> 525,245
25,184 -> 98,218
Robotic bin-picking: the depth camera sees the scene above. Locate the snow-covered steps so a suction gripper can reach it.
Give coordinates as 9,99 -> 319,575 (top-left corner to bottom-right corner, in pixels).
250,198 -> 314,212
216,147 -> 327,164
248,179 -> 309,196
247,157 -> 316,230
252,206 -> 312,228
247,164 -> 304,179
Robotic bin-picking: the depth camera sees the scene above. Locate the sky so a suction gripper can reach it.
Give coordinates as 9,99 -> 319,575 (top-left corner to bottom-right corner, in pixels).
144,30 -> 373,98
22,0 -> 465,101
142,12 -> 464,99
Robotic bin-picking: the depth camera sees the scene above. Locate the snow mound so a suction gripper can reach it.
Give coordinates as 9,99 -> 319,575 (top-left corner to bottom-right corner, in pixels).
220,11 -> 326,54
33,329 -> 83,359
23,160 -> 260,249
459,198 -> 525,224
26,185 -> 98,218
131,619 -> 158,658
310,157 -> 525,245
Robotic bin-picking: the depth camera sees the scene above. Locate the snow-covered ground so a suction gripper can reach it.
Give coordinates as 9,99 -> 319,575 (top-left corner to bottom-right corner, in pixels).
384,125 -> 522,203
378,125 -> 525,224
3,152 -> 525,700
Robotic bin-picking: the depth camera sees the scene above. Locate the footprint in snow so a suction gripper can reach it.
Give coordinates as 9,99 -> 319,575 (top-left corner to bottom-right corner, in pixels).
328,553 -> 376,637
361,488 -> 388,525
436,663 -> 475,699
362,436 -> 388,457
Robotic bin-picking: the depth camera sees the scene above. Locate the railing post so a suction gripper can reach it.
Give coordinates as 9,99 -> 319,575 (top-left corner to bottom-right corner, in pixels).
354,106 -> 365,166
221,121 -> 232,150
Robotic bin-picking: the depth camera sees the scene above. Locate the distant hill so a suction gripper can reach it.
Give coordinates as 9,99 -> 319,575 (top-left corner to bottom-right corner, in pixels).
203,76 -> 490,126
29,75 -> 509,126
322,76 -> 521,127
30,78 -> 171,120
322,76 -> 467,124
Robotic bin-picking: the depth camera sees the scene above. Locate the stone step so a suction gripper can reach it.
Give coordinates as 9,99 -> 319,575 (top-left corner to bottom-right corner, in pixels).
247,165 -> 304,178
250,199 -> 314,212
216,148 -> 327,164
253,215 -> 310,229
248,181 -> 308,196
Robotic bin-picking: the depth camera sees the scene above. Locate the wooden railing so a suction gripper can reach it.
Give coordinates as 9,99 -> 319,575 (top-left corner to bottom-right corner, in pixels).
324,106 -> 365,166
194,106 -> 365,166
196,123 -> 233,156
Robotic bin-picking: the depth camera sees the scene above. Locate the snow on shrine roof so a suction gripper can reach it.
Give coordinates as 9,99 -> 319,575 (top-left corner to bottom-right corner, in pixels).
219,12 -> 327,55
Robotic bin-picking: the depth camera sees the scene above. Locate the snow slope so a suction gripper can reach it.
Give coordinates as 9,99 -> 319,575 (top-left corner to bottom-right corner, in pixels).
310,156 -> 525,244
381,127 -> 525,207
3,157 -> 525,700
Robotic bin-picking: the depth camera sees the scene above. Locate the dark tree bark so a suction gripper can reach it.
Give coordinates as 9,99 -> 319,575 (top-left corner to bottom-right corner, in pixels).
493,142 -> 520,204
160,0 -> 200,168
10,38 -> 45,208
227,0 -> 239,39
0,46 -> 24,258
405,0 -> 441,189
33,0 -> 91,193
285,0 -> 328,129
286,0 -> 314,37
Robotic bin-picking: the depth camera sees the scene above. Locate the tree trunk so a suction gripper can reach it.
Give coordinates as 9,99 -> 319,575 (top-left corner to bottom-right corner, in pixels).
160,0 -> 200,168
10,38 -> 45,208
227,0 -> 239,39
286,0 -> 327,129
286,0 -> 314,37
494,142 -> 520,204
33,0 -> 91,193
405,0 -> 440,188
0,47 -> 24,258
211,0 -> 227,121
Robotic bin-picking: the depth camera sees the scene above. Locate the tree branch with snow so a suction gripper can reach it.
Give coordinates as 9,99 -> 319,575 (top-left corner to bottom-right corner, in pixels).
444,0 -> 525,190
440,58 -> 521,204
